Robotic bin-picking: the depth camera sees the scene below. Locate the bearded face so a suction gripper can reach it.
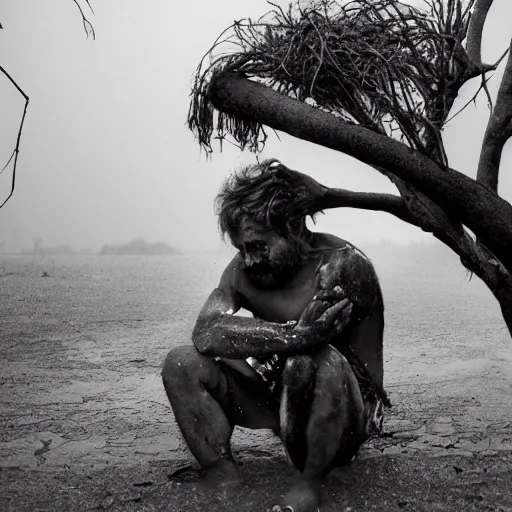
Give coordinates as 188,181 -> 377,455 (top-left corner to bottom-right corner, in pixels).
235,219 -> 304,289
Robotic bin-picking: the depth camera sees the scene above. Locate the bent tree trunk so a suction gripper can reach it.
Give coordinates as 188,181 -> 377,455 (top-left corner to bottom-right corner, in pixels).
209,74 -> 512,269
207,73 -> 512,336
188,0 -> 512,337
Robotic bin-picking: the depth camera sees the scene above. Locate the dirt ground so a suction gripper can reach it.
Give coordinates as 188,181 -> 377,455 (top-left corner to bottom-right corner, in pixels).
1,253 -> 512,511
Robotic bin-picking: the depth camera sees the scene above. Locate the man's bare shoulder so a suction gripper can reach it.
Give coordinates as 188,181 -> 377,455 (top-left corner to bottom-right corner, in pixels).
312,233 -> 381,315
310,232 -> 348,251
310,233 -> 373,267
218,253 -> 248,295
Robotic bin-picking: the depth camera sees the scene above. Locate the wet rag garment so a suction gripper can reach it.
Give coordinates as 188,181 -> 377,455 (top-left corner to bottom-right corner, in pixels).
246,345 -> 390,438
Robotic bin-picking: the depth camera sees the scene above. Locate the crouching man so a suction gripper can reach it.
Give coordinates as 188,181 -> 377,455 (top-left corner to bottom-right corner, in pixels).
162,160 -> 389,512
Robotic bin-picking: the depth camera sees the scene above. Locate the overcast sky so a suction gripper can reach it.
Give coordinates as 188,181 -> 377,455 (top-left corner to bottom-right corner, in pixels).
0,0 -> 511,252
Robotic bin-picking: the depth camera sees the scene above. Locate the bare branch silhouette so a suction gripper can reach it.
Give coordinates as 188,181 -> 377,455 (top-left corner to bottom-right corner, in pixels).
0,66 -> 29,210
0,1 -> 94,209
72,0 -> 95,39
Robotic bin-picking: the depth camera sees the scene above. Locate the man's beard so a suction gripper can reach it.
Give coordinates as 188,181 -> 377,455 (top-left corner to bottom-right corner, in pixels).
244,253 -> 303,289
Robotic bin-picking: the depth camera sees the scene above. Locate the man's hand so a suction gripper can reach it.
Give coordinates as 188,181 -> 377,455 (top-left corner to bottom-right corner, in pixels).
295,291 -> 353,342
269,161 -> 328,214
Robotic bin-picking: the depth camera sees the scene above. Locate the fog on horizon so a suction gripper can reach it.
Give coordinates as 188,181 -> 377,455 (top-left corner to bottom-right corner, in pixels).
0,0 -> 511,254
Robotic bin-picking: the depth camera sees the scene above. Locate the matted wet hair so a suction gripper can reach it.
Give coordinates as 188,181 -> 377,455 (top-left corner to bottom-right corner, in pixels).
215,159 -> 319,246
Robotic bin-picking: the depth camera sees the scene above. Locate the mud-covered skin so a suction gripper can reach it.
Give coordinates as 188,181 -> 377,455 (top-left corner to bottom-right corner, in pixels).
192,232 -> 384,389
166,229 -> 384,512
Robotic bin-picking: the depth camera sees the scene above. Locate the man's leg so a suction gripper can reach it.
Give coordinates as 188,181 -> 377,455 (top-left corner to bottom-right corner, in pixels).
277,345 -> 367,512
161,345 -> 279,486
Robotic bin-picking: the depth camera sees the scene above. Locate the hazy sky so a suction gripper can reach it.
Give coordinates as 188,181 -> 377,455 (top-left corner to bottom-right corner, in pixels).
0,0 -> 511,252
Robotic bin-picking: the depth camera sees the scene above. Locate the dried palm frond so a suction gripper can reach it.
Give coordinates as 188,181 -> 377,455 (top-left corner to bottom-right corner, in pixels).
189,0 -> 479,163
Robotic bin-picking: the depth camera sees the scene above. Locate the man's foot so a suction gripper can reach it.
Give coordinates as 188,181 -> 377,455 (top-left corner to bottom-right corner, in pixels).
168,458 -> 242,491
198,458 -> 243,491
271,479 -> 320,512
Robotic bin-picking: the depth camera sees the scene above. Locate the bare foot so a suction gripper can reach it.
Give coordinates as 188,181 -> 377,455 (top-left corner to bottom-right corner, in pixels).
271,479 -> 320,512
168,458 -> 242,492
198,458 -> 243,492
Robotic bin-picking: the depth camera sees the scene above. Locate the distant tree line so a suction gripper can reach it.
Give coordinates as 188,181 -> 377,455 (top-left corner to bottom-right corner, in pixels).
6,237 -> 180,255
99,238 -> 180,255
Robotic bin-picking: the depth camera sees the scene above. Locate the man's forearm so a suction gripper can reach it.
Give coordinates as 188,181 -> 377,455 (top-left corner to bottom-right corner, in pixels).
192,314 -> 315,359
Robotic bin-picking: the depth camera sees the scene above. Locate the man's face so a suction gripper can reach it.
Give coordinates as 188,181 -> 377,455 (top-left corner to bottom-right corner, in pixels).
234,218 -> 303,289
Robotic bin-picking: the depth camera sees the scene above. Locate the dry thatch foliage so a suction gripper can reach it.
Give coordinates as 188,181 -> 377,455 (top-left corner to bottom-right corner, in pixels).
189,0 -> 482,163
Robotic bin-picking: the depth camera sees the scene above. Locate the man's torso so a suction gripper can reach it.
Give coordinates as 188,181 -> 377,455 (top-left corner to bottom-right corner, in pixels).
225,232 -> 385,388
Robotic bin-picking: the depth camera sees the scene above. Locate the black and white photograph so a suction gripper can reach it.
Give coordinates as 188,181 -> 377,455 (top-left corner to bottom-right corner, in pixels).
1,1 -> 512,510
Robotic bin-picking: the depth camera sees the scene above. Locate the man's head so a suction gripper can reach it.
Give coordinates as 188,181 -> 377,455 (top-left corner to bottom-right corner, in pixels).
215,159 -> 317,288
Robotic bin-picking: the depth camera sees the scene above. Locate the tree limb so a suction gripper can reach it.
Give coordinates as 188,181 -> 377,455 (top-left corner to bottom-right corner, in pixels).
319,181 -> 512,335
0,66 -> 29,210
319,188 -> 411,222
207,72 -> 512,272
466,0 -> 494,66
279,163 -> 512,300
434,226 -> 512,334
317,178 -> 512,334
72,0 -> 95,39
476,40 -> 512,192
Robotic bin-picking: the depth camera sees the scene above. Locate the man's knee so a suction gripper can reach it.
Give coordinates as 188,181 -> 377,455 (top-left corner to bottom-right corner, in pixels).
314,345 -> 360,391
281,345 -> 352,388
279,347 -> 360,471
282,354 -> 317,389
313,344 -> 345,368
161,345 -> 211,394
280,346 -> 365,428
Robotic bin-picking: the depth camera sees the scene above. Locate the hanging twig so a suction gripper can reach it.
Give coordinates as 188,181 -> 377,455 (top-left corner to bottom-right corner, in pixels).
72,0 -> 95,39
0,1 -> 95,209
0,66 -> 29,210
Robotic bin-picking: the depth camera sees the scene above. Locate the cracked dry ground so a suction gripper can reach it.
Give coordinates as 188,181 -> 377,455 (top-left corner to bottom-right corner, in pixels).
1,254 -> 512,512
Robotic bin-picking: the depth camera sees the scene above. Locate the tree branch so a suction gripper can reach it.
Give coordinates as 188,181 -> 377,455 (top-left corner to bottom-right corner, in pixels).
466,0 -> 494,66
72,0 -> 95,39
434,226 -> 512,334
207,72 -> 512,271
0,2 -> 93,209
0,66 -> 29,210
265,161 -> 505,298
321,181 -> 512,335
319,188 -> 415,224
476,40 -> 512,192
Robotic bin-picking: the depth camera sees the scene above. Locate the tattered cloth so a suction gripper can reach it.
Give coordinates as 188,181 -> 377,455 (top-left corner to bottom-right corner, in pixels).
247,346 -> 390,438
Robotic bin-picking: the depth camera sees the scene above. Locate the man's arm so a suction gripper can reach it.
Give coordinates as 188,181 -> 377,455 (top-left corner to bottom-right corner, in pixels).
192,259 -> 353,360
